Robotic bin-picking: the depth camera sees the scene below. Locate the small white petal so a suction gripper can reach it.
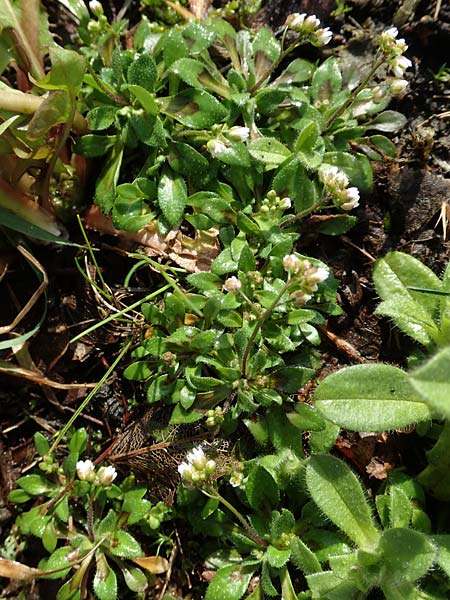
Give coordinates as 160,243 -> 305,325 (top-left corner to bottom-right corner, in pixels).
224,276 -> 242,292
76,459 -> 95,481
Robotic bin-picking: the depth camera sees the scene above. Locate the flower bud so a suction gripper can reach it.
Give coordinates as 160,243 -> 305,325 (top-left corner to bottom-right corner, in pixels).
224,276 -> 242,292
89,0 -> 103,17
207,139 -> 228,158
97,465 -> 117,486
314,27 -> 332,46
390,78 -> 408,95
285,13 -> 306,30
226,126 -> 250,142
283,254 -> 302,274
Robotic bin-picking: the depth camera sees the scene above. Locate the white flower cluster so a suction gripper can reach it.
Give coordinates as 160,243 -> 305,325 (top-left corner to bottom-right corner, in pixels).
178,446 -> 216,487
319,165 -> 360,211
76,460 -> 117,486
260,189 -> 291,215
89,1 -> 103,17
378,27 -> 412,81
207,126 -> 250,158
283,254 -> 329,306
285,13 -> 333,47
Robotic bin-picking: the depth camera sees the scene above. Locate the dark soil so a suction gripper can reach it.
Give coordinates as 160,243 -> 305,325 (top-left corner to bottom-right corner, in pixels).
1,0 -> 450,597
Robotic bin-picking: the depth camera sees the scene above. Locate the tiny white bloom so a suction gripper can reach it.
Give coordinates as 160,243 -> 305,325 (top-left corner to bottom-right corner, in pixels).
285,13 -> 306,29
89,0 -> 103,16
303,15 -> 321,32
308,267 -> 329,284
314,27 -> 333,46
340,187 -> 360,210
372,85 -> 386,103
229,472 -> 244,487
97,465 -> 117,486
207,139 -> 228,158
76,459 -> 95,481
280,197 -> 292,210
391,55 -> 412,77
390,78 -> 408,95
224,276 -> 242,292
178,462 -> 191,478
205,460 -> 217,475
384,27 -> 399,40
227,126 -> 250,142
187,446 -> 207,470
283,254 -> 302,273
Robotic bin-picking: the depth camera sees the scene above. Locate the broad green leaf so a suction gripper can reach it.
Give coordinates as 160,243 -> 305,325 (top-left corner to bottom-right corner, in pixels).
68,428 -> 87,454
159,89 -> 228,128
290,537 -> 322,575
248,138 -> 291,168
266,546 -> 290,568
94,553 -> 117,600
37,47 -> 85,95
433,535 -> 450,579
370,135 -> 397,158
314,364 -> 431,431
205,564 -> 256,600
367,110 -> 407,132
17,474 -> 55,495
212,142 -> 251,167
272,157 -> 318,213
94,143 -> 124,214
306,571 -> 361,599
379,528 -> 436,582
121,564 -> 148,592
75,134 -> 116,157
126,84 -> 159,115
112,183 -> 155,231
276,58 -> 314,84
39,546 -> 75,579
409,347 -> 450,418
86,106 -> 117,130
305,454 -> 380,548
389,486 -> 412,529
127,52 -> 157,92
295,121 -> 320,153
375,296 -> 439,346
168,142 -> 210,180
311,57 -> 342,103
246,465 -> 279,510
157,169 -> 186,226
417,421 -> 450,500
27,91 -> 70,138
169,57 -> 229,97
109,531 -> 142,558
56,0 -> 89,19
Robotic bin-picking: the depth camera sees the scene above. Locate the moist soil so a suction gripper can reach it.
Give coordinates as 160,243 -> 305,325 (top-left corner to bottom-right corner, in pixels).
0,1 -> 449,598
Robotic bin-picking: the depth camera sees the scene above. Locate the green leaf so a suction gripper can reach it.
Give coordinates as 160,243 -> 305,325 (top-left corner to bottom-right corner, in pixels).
94,553 -> 117,600
126,84 -> 159,115
94,143 -> 124,214
375,296 -> 439,346
295,121 -> 321,153
389,486 -> 412,529
370,135 -> 397,158
160,89 -> 228,129
409,347 -> 450,418
123,361 -> 152,381
246,465 -> 279,510
37,47 -> 85,95
290,537 -> 322,575
286,403 -> 326,432
75,134 -> 116,157
272,157 -> 318,213
418,421 -> 450,500
205,564 -> 256,600
276,58 -> 314,84
39,546 -> 75,579
168,142 -> 210,180
157,169 -> 187,226
27,91 -> 70,139
121,564 -> 148,592
314,364 -> 431,431
311,57 -> 342,103
34,432 -> 50,457
43,520 -> 58,553
68,428 -> 87,454
127,52 -> 157,92
433,535 -> 450,579
112,182 -> 155,231
86,106 -> 117,130
109,531 -> 142,558
0,206 -> 78,247
17,474 -> 55,495
266,545 -> 290,568
248,138 -> 291,168
367,110 -> 407,132
305,454 -> 380,549
380,528 -> 436,582
212,142 -> 251,167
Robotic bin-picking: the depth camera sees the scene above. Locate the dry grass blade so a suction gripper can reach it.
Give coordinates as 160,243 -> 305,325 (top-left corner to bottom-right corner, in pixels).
0,360 -> 97,389
0,244 -> 47,335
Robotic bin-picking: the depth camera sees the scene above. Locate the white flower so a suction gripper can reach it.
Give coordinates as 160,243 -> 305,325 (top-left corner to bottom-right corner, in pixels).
224,276 -> 242,292
283,254 -> 302,273
320,165 -> 349,189
307,267 -> 329,284
372,85 -> 386,103
89,0 -> 103,16
340,187 -> 360,210
97,465 -> 117,486
314,27 -> 333,46
187,446 -> 207,470
207,139 -> 227,158
383,27 -> 398,41
285,13 -> 306,29
229,472 -> 244,487
391,55 -> 412,77
226,126 -> 250,142
76,459 -> 95,482
390,78 -> 408,95
279,197 -> 292,210
290,290 -> 312,306
303,15 -> 321,32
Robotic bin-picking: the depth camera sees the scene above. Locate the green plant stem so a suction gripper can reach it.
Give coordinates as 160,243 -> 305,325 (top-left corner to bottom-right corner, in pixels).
280,199 -> 327,229
241,281 -> 290,378
325,56 -> 385,130
0,89 -> 89,133
48,339 -> 132,454
204,487 -> 267,547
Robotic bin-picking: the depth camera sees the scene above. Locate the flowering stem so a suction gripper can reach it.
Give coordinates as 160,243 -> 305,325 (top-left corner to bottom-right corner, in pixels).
241,281 -> 290,379
325,56 -> 385,130
280,199 -> 326,229
249,38 -> 306,94
204,487 -> 267,547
